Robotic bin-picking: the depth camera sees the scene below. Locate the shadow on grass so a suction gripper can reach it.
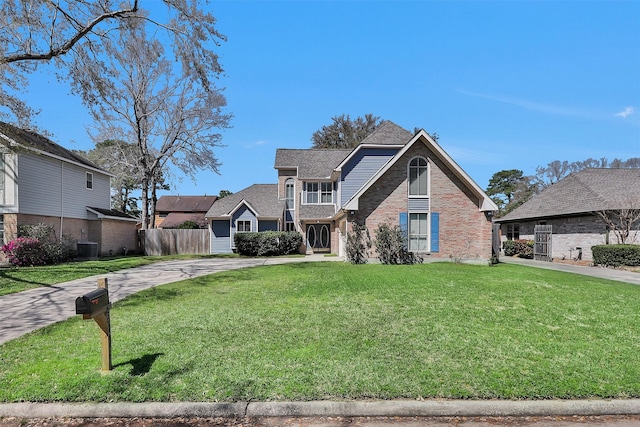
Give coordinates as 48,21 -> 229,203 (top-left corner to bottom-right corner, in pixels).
115,352 -> 164,376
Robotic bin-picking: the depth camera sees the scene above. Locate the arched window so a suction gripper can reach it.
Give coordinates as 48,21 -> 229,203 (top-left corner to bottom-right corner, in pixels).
408,157 -> 428,196
285,179 -> 295,210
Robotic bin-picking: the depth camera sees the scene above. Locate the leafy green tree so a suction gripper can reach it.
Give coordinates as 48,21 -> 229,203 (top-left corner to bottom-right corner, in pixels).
311,114 -> 382,149
218,190 -> 233,199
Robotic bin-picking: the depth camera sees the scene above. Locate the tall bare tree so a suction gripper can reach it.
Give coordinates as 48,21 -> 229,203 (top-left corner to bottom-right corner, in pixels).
0,0 -> 224,126
71,20 -> 230,229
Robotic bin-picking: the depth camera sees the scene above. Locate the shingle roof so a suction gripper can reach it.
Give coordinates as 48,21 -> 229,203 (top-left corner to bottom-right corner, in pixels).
498,168 -> 640,222
299,204 -> 336,220
0,122 -> 107,173
87,207 -> 137,220
159,212 -> 208,228
274,149 -> 351,179
359,120 -> 413,146
156,195 -> 217,213
205,184 -> 283,218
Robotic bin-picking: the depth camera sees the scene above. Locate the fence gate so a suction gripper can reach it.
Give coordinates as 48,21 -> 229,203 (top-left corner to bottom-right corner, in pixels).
534,225 -> 552,261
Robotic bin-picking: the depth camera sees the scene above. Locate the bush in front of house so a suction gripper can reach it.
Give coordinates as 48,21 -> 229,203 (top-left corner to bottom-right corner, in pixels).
592,244 -> 640,267
346,222 -> 371,264
1,237 -> 47,266
373,223 -> 422,265
503,239 -> 534,259
2,224 -> 75,266
234,231 -> 302,257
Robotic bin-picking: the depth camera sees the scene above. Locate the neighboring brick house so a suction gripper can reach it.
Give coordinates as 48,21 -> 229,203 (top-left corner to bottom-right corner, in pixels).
495,168 -> 640,262
207,121 -> 498,261
155,195 -> 217,228
0,122 -> 138,258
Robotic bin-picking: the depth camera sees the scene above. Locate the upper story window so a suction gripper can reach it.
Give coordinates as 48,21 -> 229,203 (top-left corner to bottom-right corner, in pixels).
285,179 -> 295,210
86,172 -> 93,190
0,154 -> 4,204
408,157 -> 428,196
304,182 -> 333,204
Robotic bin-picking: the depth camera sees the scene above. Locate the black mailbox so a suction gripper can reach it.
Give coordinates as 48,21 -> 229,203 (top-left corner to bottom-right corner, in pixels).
75,288 -> 109,317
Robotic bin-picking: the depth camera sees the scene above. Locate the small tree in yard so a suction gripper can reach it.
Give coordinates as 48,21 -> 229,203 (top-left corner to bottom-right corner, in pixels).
373,223 -> 422,265
596,207 -> 640,244
346,222 -> 371,264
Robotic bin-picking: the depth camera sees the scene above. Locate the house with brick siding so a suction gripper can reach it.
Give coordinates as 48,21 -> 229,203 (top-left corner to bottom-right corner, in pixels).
155,195 -> 217,229
495,168 -> 640,261
0,122 -> 138,259
207,121 -> 498,261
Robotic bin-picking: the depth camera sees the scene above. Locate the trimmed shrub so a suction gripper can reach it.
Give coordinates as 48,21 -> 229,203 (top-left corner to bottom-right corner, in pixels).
503,239 -> 534,259
592,244 -> 640,267
234,231 -> 302,257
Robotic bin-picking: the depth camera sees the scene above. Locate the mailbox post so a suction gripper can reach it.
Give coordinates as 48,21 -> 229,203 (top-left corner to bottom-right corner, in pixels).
75,278 -> 112,371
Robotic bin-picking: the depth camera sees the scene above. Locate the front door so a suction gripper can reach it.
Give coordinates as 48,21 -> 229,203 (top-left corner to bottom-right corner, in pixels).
306,223 -> 331,253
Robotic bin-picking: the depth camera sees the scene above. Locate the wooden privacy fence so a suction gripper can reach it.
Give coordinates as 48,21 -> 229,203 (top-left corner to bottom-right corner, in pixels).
139,229 -> 210,256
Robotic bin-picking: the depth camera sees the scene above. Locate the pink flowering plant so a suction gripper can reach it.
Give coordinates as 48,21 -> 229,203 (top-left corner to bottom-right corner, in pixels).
1,237 -> 48,266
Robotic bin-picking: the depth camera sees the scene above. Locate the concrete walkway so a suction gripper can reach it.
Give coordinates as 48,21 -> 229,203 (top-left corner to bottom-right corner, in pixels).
0,255 -> 338,346
499,256 -> 640,286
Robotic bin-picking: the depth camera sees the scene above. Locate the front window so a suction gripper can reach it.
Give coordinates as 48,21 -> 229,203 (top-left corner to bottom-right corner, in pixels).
285,221 -> 296,232
0,214 -> 4,245
0,154 -> 4,204
305,182 -> 333,204
408,157 -> 428,196
237,220 -> 251,232
86,172 -> 93,190
409,213 -> 428,251
285,179 -> 295,210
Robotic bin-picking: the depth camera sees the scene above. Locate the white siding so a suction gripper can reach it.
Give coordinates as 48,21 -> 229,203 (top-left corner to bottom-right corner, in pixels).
18,153 -> 111,218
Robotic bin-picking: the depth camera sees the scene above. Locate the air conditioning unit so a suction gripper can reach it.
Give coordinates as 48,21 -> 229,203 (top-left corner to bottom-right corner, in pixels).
77,242 -> 98,259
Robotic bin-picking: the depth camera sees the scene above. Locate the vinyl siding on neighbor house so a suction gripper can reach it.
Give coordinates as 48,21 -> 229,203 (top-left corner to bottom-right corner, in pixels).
18,153 -> 110,218
340,148 -> 398,206
211,219 -> 232,253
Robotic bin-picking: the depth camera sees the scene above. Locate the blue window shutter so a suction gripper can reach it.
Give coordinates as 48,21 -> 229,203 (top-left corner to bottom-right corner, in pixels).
399,212 -> 408,249
431,212 -> 439,253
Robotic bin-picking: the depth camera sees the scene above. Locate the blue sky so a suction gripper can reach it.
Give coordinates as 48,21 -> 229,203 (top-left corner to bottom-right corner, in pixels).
24,0 -> 640,197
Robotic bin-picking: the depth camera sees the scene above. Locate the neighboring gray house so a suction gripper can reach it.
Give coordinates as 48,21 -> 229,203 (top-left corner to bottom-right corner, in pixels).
205,184 -> 284,253
496,168 -> 640,261
207,121 -> 498,260
0,122 -> 138,258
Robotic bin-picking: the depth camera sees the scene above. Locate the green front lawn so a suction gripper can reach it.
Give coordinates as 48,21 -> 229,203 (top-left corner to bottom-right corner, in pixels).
0,254 -> 238,296
1,262 -> 639,402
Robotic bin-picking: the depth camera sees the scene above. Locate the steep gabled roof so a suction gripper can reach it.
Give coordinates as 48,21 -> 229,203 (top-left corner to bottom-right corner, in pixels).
156,195 -> 217,213
0,122 -> 110,175
497,168 -> 640,222
343,130 -> 498,212
205,184 -> 283,219
274,149 -> 351,179
358,120 -> 413,146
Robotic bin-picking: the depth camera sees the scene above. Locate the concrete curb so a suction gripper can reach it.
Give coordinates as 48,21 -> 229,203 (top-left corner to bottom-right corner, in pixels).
1,399 -> 639,419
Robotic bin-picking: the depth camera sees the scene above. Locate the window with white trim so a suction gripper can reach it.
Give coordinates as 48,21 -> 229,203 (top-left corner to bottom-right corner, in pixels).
86,172 -> 93,190
237,220 -> 251,232
305,182 -> 333,204
285,179 -> 295,210
408,157 -> 428,196
409,213 -> 428,252
0,214 -> 4,245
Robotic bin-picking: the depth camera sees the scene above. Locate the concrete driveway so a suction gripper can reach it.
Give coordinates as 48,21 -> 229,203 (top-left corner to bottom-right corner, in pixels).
0,255 -> 336,346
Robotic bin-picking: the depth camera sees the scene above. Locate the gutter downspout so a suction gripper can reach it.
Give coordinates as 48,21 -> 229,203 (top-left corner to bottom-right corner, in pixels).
60,161 -> 64,241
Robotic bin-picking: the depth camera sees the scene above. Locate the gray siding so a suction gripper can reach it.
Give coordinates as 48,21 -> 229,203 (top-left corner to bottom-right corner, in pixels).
408,198 -> 430,211
340,148 -> 398,206
211,219 -> 232,254
18,153 -> 110,218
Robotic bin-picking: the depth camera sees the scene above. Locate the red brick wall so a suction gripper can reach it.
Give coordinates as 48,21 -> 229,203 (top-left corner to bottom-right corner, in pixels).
352,142 -> 493,261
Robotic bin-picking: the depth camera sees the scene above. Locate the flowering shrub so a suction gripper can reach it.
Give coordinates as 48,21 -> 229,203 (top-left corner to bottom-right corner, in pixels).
1,237 -> 48,266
